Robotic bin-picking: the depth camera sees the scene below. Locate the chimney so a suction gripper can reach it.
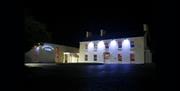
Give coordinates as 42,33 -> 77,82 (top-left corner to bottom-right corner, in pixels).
143,24 -> 149,49
143,24 -> 148,32
100,29 -> 106,37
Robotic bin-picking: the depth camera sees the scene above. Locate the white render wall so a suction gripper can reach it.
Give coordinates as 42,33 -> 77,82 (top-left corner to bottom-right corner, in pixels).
133,37 -> 144,64
79,37 -> 145,64
25,43 -> 79,63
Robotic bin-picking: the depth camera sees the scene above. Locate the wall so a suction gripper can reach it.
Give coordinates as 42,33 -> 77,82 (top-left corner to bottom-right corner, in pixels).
79,37 -> 145,64
131,37 -> 144,64
25,43 -> 79,63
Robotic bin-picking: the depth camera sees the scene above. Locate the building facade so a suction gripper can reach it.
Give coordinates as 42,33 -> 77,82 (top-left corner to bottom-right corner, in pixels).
25,43 -> 79,63
25,24 -> 152,64
79,37 -> 151,64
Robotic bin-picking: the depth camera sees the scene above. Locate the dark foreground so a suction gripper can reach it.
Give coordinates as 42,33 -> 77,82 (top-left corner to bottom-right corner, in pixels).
24,63 -> 157,91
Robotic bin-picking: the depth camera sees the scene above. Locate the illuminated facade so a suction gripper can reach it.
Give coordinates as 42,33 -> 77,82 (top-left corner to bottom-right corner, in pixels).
25,43 -> 79,63
25,38 -> 151,64
79,37 -> 152,64
25,24 -> 151,64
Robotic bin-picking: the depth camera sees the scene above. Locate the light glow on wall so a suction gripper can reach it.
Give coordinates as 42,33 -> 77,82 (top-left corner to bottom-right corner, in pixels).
25,63 -> 56,67
42,45 -> 54,50
44,47 -> 53,51
110,40 -> 117,47
122,39 -> 131,62
88,42 -> 94,50
36,46 -> 40,52
97,41 -> 105,50
64,52 -> 70,54
122,39 -> 131,49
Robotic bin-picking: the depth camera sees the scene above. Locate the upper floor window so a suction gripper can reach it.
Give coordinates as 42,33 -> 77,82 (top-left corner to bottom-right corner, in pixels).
94,43 -> 97,51
118,41 -> 122,48
105,42 -> 109,49
131,41 -> 135,48
85,43 -> 88,49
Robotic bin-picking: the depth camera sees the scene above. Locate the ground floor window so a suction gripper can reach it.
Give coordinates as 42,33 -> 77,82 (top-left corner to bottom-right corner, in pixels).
85,55 -> 88,61
130,53 -> 135,61
94,55 -> 97,61
103,52 -> 110,62
118,54 -> 122,61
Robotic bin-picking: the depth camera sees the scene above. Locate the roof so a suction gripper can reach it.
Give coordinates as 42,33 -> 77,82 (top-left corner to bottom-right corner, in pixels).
80,32 -> 145,42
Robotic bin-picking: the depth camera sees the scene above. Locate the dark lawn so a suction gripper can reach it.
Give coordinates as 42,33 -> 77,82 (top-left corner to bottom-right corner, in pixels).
24,63 -> 157,91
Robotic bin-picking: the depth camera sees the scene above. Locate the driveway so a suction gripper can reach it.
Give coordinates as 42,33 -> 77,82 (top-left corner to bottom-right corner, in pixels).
24,63 -> 157,91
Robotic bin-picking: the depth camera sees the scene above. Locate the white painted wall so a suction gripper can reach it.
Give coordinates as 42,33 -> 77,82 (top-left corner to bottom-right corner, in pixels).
79,37 -> 146,64
97,41 -> 105,63
25,43 -> 79,63
133,37 -> 144,64
122,39 -> 131,63
109,40 -> 118,62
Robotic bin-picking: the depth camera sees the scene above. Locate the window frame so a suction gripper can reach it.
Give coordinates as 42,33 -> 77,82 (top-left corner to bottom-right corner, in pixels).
85,43 -> 88,49
118,53 -> 122,61
94,54 -> 97,61
105,42 -> 109,49
118,41 -> 122,49
130,53 -> 135,61
130,41 -> 135,48
85,54 -> 88,61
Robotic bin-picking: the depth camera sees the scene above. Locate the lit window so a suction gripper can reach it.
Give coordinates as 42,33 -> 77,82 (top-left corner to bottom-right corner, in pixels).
104,52 -> 110,60
130,53 -> 135,61
118,54 -> 122,61
85,55 -> 88,61
94,55 -> 97,61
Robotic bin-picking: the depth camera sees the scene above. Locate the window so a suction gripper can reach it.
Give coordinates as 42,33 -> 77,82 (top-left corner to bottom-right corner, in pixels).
85,43 -> 88,49
94,55 -> 97,61
85,55 -> 88,61
131,41 -> 135,48
130,53 -> 135,61
94,43 -> 97,51
104,52 -> 110,60
118,41 -> 122,48
118,54 -> 122,61
105,42 -> 109,49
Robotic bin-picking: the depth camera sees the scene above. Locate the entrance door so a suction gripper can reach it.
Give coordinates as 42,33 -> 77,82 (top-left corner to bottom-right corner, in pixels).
103,52 -> 110,63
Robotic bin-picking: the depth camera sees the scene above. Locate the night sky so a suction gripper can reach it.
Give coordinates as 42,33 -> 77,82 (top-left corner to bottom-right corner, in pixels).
24,7 -> 152,47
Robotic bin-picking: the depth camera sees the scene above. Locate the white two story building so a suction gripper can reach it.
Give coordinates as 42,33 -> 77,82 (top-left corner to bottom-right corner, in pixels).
79,24 -> 152,64
79,37 -> 151,64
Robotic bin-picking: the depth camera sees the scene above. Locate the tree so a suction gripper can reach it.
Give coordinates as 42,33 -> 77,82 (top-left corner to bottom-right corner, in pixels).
24,16 -> 52,52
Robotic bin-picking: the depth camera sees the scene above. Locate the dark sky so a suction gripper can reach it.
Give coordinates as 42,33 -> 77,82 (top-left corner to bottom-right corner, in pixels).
25,7 -> 152,47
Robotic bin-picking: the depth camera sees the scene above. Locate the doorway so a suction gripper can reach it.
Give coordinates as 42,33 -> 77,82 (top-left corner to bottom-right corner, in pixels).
103,52 -> 110,63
